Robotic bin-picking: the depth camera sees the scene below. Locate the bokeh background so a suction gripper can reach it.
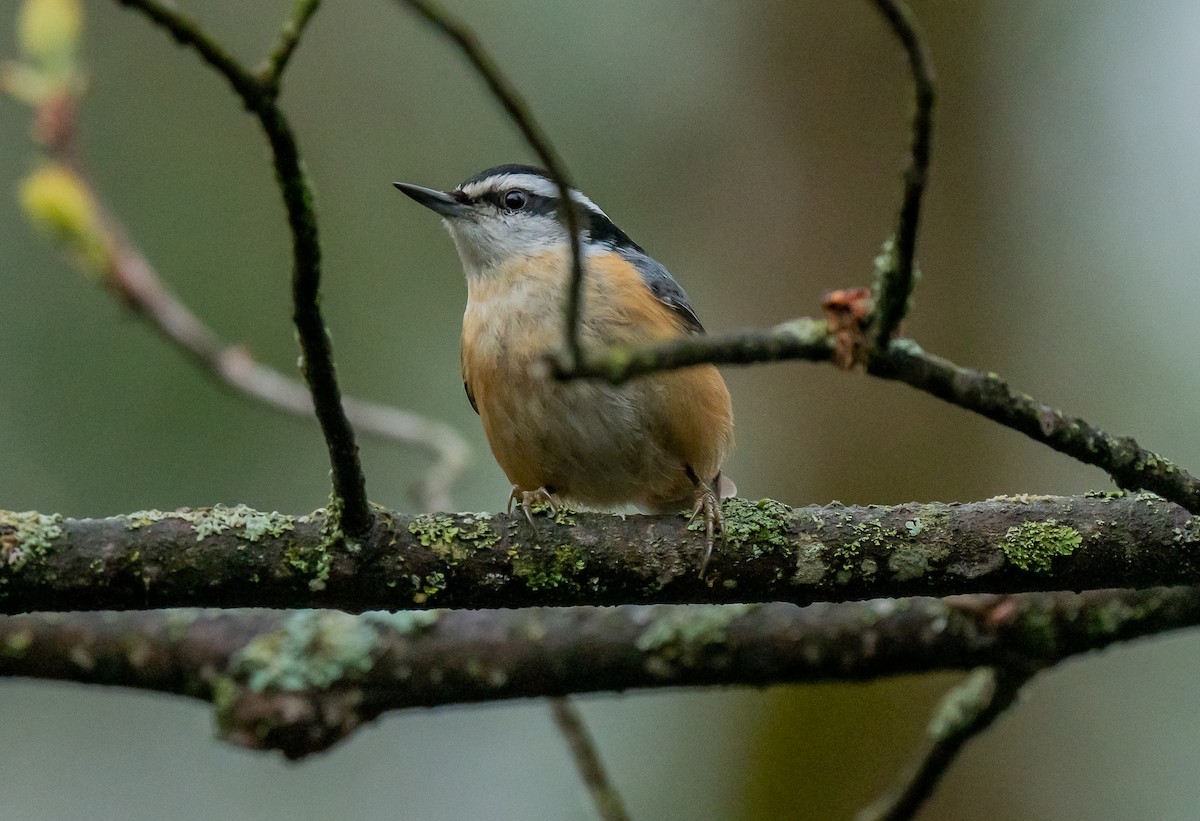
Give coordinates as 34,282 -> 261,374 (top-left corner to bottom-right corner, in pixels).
3,1 -> 1200,819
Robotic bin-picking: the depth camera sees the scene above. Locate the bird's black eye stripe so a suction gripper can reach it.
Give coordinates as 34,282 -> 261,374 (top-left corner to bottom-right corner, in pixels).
475,189 -> 557,216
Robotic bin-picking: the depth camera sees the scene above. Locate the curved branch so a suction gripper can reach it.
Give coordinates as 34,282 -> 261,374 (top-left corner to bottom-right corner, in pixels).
0,586 -> 1193,758
857,667 -> 1029,821
868,0 -> 936,349
0,494 -> 1196,613
112,0 -> 259,100
114,0 -> 372,536
394,0 -> 586,368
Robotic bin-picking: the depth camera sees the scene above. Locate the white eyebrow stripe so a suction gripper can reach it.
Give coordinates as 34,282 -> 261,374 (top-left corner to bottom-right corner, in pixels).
459,174 -> 611,219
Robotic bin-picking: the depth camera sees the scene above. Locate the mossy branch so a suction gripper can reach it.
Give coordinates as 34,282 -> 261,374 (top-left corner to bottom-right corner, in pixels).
0,586 -> 1193,758
0,495 -> 1197,613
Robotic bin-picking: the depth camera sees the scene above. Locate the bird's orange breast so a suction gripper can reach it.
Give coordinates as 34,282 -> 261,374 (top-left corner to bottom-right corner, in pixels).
461,248 -> 733,509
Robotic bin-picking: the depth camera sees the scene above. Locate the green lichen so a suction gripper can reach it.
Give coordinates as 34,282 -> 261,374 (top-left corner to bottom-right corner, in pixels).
124,505 -> 294,543
364,610 -> 442,634
1000,520 -> 1082,573
888,544 -> 930,581
928,668 -> 997,742
1084,489 -> 1127,500
230,611 -> 378,693
283,540 -> 333,592
715,497 -> 795,558
1016,607 -> 1057,656
408,513 -> 499,565
0,510 -> 63,571
635,604 -> 755,677
413,571 -> 447,603
832,520 -> 901,576
791,535 -> 827,585
3,630 -> 32,657
509,543 -> 586,591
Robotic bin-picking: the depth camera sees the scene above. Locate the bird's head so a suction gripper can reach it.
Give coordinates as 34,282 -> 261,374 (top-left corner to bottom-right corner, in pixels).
394,164 -> 636,278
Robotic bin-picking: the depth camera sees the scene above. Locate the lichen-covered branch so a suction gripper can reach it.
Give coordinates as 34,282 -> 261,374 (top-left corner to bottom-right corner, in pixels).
867,0 -> 935,350
395,0 -> 587,368
0,586 -> 1194,758
113,0 -> 372,537
0,494 -> 1197,614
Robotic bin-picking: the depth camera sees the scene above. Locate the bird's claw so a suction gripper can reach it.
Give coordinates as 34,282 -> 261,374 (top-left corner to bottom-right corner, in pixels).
508,485 -> 559,528
688,490 -> 725,577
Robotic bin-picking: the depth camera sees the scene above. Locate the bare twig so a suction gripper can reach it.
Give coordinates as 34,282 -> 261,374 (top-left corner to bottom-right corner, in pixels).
105,214 -> 466,511
560,327 -> 1200,515
867,0 -> 935,350
550,698 -> 633,821
857,667 -> 1030,821
394,0 -> 586,369
869,340 -> 1200,512
0,588 -> 1193,758
563,318 -> 834,382
113,0 -> 371,536
259,0 -> 323,93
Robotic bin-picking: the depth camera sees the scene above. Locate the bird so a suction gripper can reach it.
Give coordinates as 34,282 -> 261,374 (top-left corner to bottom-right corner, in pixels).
394,164 -> 735,571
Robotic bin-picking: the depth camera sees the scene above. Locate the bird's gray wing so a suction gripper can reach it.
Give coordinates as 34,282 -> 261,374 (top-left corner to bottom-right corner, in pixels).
623,248 -> 706,335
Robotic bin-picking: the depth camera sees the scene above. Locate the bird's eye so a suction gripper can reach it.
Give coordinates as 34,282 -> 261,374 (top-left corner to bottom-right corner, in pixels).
502,189 -> 528,210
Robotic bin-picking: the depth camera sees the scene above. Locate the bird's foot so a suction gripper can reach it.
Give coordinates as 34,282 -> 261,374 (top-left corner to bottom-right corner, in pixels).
507,485 -> 560,528
688,488 -> 725,576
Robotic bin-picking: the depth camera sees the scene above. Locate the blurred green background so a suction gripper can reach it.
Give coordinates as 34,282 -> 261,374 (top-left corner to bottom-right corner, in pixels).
4,1 -> 1200,819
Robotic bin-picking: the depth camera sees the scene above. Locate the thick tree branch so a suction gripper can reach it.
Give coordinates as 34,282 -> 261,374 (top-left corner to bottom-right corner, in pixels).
0,586 -> 1193,758
0,495 -> 1195,614
395,0 -> 587,368
114,0 -> 372,537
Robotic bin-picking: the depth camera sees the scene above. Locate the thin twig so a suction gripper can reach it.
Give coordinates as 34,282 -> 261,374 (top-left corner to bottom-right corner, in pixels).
112,0 -> 259,99
869,340 -> 1200,512
857,667 -> 1030,821
114,0 -> 372,535
560,326 -> 1200,515
259,0 -> 323,93
559,318 -> 834,382
103,212 -> 465,511
867,0 -> 935,351
395,0 -> 586,369
549,698 -> 633,821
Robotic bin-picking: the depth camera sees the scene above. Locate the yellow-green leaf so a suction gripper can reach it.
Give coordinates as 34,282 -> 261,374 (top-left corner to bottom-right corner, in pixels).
20,164 -> 110,276
18,0 -> 82,67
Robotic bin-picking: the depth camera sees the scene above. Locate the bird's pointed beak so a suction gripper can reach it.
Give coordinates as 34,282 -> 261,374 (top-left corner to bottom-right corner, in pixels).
393,182 -> 470,217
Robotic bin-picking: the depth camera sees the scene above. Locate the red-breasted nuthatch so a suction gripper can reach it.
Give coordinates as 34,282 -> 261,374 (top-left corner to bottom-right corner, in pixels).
395,165 -> 735,569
